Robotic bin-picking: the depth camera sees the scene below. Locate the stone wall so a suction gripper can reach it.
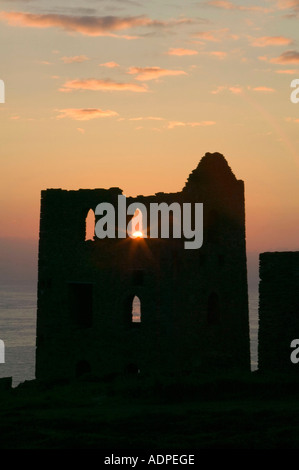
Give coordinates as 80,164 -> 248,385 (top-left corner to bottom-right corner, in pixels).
35,152 -> 251,381
258,251 -> 299,372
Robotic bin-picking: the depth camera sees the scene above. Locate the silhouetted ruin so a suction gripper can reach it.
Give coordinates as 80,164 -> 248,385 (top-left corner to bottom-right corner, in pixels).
35,152 -> 251,382
258,252 -> 299,372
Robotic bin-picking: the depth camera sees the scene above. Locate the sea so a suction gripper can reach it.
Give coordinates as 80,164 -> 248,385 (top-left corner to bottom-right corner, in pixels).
0,284 -> 259,387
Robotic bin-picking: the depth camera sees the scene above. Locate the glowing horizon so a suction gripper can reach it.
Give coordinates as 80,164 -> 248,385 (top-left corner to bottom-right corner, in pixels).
0,0 -> 298,253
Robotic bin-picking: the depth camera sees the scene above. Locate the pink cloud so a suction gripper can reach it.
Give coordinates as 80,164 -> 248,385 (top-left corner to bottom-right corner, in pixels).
211,85 -> 243,94
251,36 -> 293,47
274,0 -> 299,9
167,48 -> 198,56
59,78 -> 148,93
167,121 -> 216,129
229,86 -> 243,94
211,86 -> 226,94
207,0 -> 271,12
99,61 -> 120,68
206,51 -> 227,59
127,66 -> 187,81
276,69 -> 298,74
193,28 -> 239,42
207,0 -> 236,9
60,55 -> 89,64
285,117 -> 299,123
129,116 -> 165,121
270,0 -> 299,16
0,11 -> 193,37
56,108 -> 119,121
270,50 -> 299,64
252,86 -> 276,93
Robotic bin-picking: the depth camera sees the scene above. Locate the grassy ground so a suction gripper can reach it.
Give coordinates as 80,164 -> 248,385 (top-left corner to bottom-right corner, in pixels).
1,371 -> 299,449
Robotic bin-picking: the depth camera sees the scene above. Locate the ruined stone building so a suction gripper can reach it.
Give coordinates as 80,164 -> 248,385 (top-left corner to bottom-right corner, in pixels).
258,251 -> 299,372
35,152 -> 251,381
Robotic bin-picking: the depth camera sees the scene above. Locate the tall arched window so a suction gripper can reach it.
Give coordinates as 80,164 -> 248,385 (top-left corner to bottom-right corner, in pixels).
207,292 -> 220,325
85,209 -> 95,241
124,295 -> 142,325
129,209 -> 144,238
132,295 -> 141,323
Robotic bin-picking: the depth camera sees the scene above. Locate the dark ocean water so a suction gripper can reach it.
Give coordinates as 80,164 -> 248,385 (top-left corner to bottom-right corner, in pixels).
0,285 -> 259,387
0,285 -> 36,387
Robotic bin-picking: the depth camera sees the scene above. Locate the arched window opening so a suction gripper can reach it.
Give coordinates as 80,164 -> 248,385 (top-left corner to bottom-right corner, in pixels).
85,209 -> 95,241
124,295 -> 142,325
129,209 -> 144,238
207,292 -> 220,325
132,295 -> 141,323
76,360 -> 91,378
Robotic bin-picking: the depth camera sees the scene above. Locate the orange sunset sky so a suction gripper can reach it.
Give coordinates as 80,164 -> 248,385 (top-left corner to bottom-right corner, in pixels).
0,0 -> 298,253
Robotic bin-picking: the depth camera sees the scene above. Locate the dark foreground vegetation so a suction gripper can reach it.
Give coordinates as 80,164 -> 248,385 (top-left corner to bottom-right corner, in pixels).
1,371 -> 299,449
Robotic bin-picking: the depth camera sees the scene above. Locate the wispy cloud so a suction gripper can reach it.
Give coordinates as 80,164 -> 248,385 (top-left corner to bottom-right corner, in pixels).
129,116 -> 165,121
211,85 -> 243,94
59,78 -> 148,93
270,0 -> 299,17
212,85 -> 275,94
204,51 -> 227,59
206,0 -> 271,13
56,108 -> 119,121
285,116 -> 299,123
37,60 -> 52,65
0,11 -> 194,38
167,48 -> 198,56
167,121 -> 216,129
99,61 -> 120,68
127,66 -> 187,81
251,86 -> 276,93
193,28 -> 239,42
270,50 -> 299,64
60,55 -> 89,63
276,69 -> 298,74
250,36 -> 293,47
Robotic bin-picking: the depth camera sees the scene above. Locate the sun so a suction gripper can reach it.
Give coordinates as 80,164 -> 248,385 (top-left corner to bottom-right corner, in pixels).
132,231 -> 143,239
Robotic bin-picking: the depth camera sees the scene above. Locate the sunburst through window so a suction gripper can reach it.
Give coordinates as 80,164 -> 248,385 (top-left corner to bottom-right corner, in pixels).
130,209 -> 144,238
